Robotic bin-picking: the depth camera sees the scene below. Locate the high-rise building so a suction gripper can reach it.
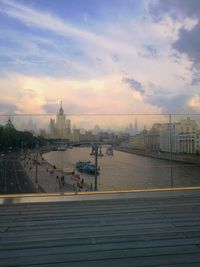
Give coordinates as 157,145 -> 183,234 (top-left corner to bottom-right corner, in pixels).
49,101 -> 71,139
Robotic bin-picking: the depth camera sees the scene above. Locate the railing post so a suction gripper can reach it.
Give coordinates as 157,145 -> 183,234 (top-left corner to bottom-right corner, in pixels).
169,114 -> 173,188
94,144 -> 98,191
35,141 -> 39,186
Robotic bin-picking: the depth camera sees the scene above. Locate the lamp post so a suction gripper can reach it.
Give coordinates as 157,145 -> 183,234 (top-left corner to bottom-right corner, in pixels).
91,143 -> 100,191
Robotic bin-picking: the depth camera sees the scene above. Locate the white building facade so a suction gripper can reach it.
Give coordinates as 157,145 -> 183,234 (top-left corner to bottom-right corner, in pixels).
160,117 -> 199,154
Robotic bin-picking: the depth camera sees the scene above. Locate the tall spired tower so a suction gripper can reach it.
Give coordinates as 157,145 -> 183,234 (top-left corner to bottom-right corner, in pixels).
49,101 -> 71,139
56,101 -> 66,139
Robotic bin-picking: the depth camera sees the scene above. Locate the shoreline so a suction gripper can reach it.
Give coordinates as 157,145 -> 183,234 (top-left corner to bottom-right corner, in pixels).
22,150 -> 92,193
115,147 -> 200,165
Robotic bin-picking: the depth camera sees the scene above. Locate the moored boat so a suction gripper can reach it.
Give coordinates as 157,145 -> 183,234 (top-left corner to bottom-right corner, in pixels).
75,161 -> 100,174
106,147 -> 113,156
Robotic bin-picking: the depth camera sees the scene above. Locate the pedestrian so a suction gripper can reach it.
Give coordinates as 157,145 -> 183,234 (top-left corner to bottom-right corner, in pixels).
76,182 -> 80,192
55,176 -> 59,190
59,177 -> 62,190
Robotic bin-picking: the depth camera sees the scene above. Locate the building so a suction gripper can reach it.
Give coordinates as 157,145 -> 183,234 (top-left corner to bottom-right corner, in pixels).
159,122 -> 180,153
129,117 -> 199,154
178,117 -> 198,154
72,129 -> 80,142
49,102 -> 71,140
160,117 -> 199,154
128,129 -> 148,150
22,117 -> 37,135
125,119 -> 139,136
147,123 -> 162,152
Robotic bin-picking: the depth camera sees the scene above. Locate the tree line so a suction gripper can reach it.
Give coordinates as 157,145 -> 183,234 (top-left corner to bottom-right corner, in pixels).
0,118 -> 45,151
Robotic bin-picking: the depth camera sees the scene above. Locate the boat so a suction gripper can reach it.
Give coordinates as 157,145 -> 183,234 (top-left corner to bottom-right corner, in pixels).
57,146 -> 66,151
75,161 -> 100,174
52,146 -> 66,151
106,147 -> 113,156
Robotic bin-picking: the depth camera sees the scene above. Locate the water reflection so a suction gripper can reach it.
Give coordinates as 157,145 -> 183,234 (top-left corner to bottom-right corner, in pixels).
43,147 -> 200,191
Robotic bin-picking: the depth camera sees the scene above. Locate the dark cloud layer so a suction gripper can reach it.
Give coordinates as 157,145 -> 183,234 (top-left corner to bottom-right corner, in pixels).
173,26 -> 200,66
122,77 -> 145,94
149,0 -> 200,83
145,93 -> 195,114
150,0 -> 200,18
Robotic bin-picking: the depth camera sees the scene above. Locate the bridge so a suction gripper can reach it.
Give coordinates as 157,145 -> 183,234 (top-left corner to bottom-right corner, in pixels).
45,140 -> 114,148
0,188 -> 200,266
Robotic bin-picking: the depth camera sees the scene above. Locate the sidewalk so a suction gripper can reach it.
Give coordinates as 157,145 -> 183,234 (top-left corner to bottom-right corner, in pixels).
21,152 -> 91,193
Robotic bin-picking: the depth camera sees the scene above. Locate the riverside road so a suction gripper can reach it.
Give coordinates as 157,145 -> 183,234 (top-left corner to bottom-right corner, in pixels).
0,153 -> 36,194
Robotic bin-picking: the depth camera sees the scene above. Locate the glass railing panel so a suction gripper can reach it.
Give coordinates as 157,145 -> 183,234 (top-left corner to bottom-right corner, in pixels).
0,113 -> 200,194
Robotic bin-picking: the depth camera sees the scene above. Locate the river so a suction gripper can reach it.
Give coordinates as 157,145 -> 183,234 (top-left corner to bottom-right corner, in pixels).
43,146 -> 200,191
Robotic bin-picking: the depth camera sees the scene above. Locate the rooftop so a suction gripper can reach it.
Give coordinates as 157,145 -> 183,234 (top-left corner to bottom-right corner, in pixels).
1,188 -> 200,267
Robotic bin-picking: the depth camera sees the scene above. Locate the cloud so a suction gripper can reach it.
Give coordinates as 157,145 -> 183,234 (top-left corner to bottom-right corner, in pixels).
0,102 -> 17,114
122,77 -> 145,94
188,95 -> 200,112
0,73 -> 161,114
145,93 -> 196,114
151,0 -> 200,18
149,0 -> 200,83
173,25 -> 200,66
139,45 -> 158,59
0,0 -> 200,119
0,0 -> 133,55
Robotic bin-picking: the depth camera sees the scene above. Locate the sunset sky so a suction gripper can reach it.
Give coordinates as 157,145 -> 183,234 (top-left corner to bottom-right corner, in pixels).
0,0 -> 200,118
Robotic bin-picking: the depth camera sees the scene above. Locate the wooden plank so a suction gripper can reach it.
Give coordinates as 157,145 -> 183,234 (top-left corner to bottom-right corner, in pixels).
0,222 -> 175,240
1,192 -> 200,266
1,237 -> 200,259
0,226 -> 185,244
7,217 -> 174,232
21,254 -> 200,267
25,262 -> 200,267
1,245 -> 200,266
0,232 -> 185,250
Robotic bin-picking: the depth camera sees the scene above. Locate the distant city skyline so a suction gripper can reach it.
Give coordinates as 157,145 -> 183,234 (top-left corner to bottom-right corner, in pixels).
0,0 -> 200,118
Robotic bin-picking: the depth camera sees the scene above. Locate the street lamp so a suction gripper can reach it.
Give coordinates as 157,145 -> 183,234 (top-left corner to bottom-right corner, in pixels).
92,143 -> 100,191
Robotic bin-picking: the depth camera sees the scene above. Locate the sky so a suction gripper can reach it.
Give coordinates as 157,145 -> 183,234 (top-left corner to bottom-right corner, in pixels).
0,0 -> 200,121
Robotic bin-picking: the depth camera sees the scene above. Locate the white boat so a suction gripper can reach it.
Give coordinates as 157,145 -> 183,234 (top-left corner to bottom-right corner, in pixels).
106,147 -> 113,156
57,146 -> 66,151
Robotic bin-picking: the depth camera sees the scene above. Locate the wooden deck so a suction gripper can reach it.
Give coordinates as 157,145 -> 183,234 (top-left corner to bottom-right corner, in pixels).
0,189 -> 200,266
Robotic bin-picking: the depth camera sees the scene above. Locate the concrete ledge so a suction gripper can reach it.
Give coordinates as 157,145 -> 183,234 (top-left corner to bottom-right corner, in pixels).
1,186 -> 200,205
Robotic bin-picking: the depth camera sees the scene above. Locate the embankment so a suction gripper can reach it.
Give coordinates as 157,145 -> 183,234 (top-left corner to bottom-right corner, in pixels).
115,147 -> 200,165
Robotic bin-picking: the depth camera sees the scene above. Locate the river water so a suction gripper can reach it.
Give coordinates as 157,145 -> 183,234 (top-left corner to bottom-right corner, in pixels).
43,146 -> 200,191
